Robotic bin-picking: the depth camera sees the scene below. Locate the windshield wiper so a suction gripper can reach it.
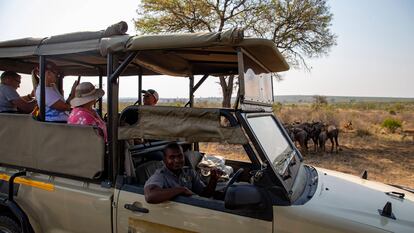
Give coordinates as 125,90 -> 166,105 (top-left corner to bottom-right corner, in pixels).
388,184 -> 414,194
274,150 -> 294,176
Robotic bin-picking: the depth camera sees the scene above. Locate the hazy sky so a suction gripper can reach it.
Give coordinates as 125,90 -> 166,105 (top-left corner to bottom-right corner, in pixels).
0,0 -> 413,98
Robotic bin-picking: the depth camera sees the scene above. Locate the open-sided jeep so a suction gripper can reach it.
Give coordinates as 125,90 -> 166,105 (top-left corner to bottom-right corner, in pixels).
0,22 -> 413,233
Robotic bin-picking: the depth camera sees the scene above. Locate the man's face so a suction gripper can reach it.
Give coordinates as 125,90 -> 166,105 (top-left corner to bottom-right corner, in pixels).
143,93 -> 157,106
164,148 -> 185,172
7,76 -> 21,89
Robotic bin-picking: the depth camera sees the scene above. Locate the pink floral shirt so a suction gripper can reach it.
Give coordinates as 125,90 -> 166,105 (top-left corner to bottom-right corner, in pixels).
68,107 -> 107,142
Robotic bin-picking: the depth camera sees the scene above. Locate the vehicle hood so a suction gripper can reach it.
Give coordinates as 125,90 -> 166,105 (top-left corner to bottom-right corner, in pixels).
306,167 -> 414,232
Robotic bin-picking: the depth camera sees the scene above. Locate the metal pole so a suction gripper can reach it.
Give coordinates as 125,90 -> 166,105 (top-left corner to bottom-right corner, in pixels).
107,53 -> 136,183
138,73 -> 142,105
237,49 -> 245,104
189,75 -> 194,107
193,74 -> 209,93
39,56 -> 46,121
107,53 -> 118,182
98,71 -> 103,117
108,51 -> 138,82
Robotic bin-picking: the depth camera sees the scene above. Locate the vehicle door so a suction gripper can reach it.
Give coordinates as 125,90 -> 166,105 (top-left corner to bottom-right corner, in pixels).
115,184 -> 272,233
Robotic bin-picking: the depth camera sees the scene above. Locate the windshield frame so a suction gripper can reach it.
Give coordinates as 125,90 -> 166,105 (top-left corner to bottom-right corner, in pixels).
238,49 -> 275,108
240,112 -> 303,200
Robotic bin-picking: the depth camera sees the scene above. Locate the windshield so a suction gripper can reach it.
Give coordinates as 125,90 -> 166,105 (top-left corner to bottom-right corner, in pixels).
246,115 -> 295,176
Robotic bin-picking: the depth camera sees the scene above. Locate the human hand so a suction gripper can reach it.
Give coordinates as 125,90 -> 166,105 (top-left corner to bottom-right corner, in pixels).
180,187 -> 194,196
210,168 -> 225,180
31,67 -> 39,76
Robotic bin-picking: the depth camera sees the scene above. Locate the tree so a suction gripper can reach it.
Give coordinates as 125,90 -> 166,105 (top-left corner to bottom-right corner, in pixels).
312,94 -> 328,110
134,0 -> 337,107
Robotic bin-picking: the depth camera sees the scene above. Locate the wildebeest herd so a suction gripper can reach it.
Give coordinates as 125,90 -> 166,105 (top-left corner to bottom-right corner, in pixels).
283,121 -> 339,154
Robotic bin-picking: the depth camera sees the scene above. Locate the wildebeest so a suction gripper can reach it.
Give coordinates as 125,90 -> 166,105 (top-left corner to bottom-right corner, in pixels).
327,125 -> 339,153
309,122 -> 325,152
283,123 -> 309,153
292,128 -> 309,153
318,130 -> 327,152
284,121 -> 340,154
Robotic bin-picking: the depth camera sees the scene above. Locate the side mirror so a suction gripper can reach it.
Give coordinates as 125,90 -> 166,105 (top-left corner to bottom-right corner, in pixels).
224,184 -> 263,210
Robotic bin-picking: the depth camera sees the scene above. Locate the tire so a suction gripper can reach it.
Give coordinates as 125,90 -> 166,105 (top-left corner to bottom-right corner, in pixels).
0,215 -> 21,233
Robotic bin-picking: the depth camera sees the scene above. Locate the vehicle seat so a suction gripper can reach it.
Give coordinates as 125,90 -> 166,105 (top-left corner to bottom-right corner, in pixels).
184,150 -> 204,170
134,150 -> 164,166
136,160 -> 164,185
119,106 -> 139,126
124,141 -> 136,178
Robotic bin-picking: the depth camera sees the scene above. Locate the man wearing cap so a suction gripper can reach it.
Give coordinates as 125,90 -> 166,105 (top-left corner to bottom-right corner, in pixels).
142,89 -> 159,106
0,71 -> 36,113
68,82 -> 107,142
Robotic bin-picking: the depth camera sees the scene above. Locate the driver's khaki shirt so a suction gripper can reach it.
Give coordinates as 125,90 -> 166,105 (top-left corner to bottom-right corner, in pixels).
144,165 -> 205,195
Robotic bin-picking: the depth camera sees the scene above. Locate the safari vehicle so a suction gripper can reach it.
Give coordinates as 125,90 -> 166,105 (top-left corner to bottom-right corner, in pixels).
0,22 -> 413,233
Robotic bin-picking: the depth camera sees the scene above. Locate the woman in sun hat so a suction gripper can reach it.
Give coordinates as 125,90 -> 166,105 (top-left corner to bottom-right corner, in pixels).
68,82 -> 107,142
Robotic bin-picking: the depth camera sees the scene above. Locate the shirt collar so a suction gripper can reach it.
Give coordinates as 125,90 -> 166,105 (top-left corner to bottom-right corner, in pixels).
161,165 -> 188,178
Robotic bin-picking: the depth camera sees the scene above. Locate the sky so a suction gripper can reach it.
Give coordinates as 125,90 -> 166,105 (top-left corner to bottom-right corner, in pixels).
0,0 -> 413,99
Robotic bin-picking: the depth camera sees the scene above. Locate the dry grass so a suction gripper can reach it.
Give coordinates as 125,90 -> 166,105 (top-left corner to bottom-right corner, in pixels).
199,143 -> 250,162
202,103 -> 414,187
278,104 -> 414,187
305,132 -> 414,187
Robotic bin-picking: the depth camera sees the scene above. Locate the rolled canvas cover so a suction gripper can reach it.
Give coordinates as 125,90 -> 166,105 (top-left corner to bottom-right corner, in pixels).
118,106 -> 248,144
0,26 -> 289,76
0,114 -> 105,179
0,21 -> 128,58
124,28 -> 243,52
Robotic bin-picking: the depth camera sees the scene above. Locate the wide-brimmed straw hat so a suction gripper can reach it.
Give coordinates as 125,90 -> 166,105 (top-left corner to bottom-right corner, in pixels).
70,82 -> 105,107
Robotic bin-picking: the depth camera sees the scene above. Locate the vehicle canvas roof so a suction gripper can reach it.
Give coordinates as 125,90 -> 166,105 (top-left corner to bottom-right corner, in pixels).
0,22 -> 289,77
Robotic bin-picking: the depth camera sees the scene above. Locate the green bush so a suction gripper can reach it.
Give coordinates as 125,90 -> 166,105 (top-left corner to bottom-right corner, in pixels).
381,118 -> 402,133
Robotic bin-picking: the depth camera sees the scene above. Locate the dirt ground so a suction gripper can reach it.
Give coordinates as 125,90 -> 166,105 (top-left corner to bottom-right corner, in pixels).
201,121 -> 414,188
304,131 -> 414,187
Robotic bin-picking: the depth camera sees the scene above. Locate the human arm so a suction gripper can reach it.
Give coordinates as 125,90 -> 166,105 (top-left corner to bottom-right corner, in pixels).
144,184 -> 193,204
21,93 -> 34,102
12,98 -> 37,113
51,100 -> 71,111
47,83 -> 76,112
200,168 -> 224,198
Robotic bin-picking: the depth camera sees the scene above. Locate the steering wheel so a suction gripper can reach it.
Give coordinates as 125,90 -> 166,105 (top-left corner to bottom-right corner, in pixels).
223,168 -> 244,194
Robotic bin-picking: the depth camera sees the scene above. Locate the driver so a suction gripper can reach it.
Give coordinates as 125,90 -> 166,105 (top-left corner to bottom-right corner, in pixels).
144,142 -> 222,204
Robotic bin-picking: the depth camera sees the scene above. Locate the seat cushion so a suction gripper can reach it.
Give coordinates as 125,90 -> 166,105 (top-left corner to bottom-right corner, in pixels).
136,160 -> 164,185
184,150 -> 204,170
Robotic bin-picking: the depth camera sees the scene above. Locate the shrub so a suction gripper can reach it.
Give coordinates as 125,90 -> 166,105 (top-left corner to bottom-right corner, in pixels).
389,110 -> 396,115
272,102 -> 283,113
312,95 -> 328,110
356,129 -> 371,137
381,118 -> 402,133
